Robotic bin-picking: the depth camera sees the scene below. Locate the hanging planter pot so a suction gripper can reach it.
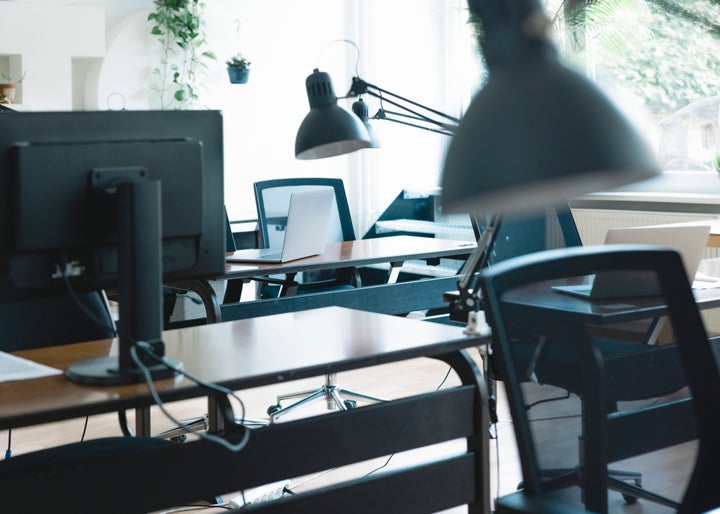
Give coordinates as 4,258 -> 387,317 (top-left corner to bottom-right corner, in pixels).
227,66 -> 250,84
0,83 -> 17,104
0,70 -> 25,104
226,55 -> 251,84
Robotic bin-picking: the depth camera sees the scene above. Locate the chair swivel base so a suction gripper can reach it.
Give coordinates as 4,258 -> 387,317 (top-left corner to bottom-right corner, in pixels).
267,373 -> 385,423
535,466 -> 679,509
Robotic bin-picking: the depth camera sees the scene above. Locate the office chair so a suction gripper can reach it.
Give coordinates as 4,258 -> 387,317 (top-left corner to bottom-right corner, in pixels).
252,177 -> 382,422
474,206 -> 688,509
479,246 -> 707,513
1,291 -> 115,351
252,177 -> 360,298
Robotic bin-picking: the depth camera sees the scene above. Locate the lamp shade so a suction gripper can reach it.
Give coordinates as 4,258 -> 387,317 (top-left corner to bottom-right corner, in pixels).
440,0 -> 660,214
295,69 -> 371,160
352,98 -> 381,148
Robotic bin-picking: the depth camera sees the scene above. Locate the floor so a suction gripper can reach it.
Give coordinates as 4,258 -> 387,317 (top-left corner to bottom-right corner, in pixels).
3,346 -> 697,513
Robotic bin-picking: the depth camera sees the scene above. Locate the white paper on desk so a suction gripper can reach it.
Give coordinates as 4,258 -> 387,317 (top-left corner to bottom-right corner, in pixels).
0,351 -> 62,382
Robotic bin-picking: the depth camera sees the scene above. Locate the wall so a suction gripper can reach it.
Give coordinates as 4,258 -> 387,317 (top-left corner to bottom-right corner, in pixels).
0,1 -> 105,110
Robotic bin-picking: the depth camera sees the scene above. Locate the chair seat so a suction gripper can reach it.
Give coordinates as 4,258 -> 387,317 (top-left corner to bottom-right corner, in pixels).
496,490 -> 593,513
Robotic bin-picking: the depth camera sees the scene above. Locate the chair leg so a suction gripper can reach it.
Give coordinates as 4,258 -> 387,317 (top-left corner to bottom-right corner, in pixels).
267,373 -> 385,423
607,474 -> 679,510
528,466 -> 678,510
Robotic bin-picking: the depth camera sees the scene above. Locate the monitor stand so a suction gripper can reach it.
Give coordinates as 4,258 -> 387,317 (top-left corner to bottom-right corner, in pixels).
66,175 -> 182,385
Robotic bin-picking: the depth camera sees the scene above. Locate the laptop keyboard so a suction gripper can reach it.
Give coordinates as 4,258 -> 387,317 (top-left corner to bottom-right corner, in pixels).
258,250 -> 282,260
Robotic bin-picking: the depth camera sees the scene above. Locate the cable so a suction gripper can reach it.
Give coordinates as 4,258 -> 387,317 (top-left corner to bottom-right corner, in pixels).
130,342 -> 250,453
363,453 -> 394,477
59,264 -> 117,338
80,416 -> 89,442
435,365 -> 453,390
494,427 -> 501,502
156,503 -> 234,513
525,390 -> 571,411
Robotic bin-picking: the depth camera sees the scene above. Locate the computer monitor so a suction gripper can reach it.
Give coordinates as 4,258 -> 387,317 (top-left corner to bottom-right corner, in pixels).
0,110 -> 226,384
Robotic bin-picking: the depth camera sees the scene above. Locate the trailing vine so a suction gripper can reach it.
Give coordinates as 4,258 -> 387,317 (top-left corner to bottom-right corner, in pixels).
148,0 -> 216,109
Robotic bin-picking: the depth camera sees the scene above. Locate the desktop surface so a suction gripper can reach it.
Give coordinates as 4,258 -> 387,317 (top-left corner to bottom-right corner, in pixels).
224,235 -> 476,278
0,306 -> 483,430
501,278 -> 720,325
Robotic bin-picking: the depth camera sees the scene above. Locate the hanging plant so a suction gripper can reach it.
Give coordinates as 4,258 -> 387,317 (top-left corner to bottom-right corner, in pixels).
225,54 -> 251,84
148,0 -> 217,109
0,70 -> 26,104
225,20 -> 252,84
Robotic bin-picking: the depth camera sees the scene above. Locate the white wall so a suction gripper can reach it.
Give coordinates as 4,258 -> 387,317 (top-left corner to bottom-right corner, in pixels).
0,1 -> 105,109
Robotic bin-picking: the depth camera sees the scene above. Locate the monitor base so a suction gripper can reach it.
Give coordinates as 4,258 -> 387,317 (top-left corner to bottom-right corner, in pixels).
65,356 -> 182,385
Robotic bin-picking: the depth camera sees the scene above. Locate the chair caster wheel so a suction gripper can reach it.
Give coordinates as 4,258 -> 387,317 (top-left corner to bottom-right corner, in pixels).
343,400 -> 357,409
267,405 -> 282,416
622,479 -> 642,504
622,494 -> 639,504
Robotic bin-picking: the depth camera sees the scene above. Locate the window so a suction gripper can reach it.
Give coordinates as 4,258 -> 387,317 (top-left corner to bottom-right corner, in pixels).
553,0 -> 720,172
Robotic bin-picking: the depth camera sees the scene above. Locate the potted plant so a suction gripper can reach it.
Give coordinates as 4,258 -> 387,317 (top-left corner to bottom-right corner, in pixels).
148,0 -> 216,109
226,54 -> 251,84
0,70 -> 26,104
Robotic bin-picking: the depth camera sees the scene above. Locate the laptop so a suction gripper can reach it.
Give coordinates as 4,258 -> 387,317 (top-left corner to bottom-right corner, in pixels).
227,188 -> 334,263
553,223 -> 711,299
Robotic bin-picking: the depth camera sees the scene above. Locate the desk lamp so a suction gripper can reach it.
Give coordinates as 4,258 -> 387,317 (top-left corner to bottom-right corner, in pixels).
295,69 -> 459,158
295,69 -> 373,159
440,0 -> 660,330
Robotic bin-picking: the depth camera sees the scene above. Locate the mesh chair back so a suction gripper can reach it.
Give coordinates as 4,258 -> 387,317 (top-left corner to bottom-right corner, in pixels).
253,178 -> 355,250
480,245 -> 720,512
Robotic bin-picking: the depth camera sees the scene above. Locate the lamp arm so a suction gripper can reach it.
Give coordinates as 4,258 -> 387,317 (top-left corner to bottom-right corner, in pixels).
451,213 -> 502,323
348,77 -> 459,132
373,108 -> 455,136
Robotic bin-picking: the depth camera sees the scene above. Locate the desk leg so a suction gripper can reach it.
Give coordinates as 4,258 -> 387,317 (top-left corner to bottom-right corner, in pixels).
207,394 -> 224,434
434,349 -> 490,514
223,279 -> 246,303
279,273 -> 299,296
168,279 -> 222,324
136,407 -> 151,436
387,261 -> 403,284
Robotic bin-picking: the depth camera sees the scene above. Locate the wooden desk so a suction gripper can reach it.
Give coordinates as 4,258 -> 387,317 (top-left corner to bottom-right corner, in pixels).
501,278 -> 720,326
173,235 -> 476,323
1,307 -> 490,513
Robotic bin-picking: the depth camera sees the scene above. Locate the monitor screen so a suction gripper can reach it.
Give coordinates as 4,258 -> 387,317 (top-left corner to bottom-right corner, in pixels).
0,110 -> 226,384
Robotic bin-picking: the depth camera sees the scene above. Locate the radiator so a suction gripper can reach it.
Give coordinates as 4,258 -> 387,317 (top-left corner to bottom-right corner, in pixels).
571,208 -> 720,258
